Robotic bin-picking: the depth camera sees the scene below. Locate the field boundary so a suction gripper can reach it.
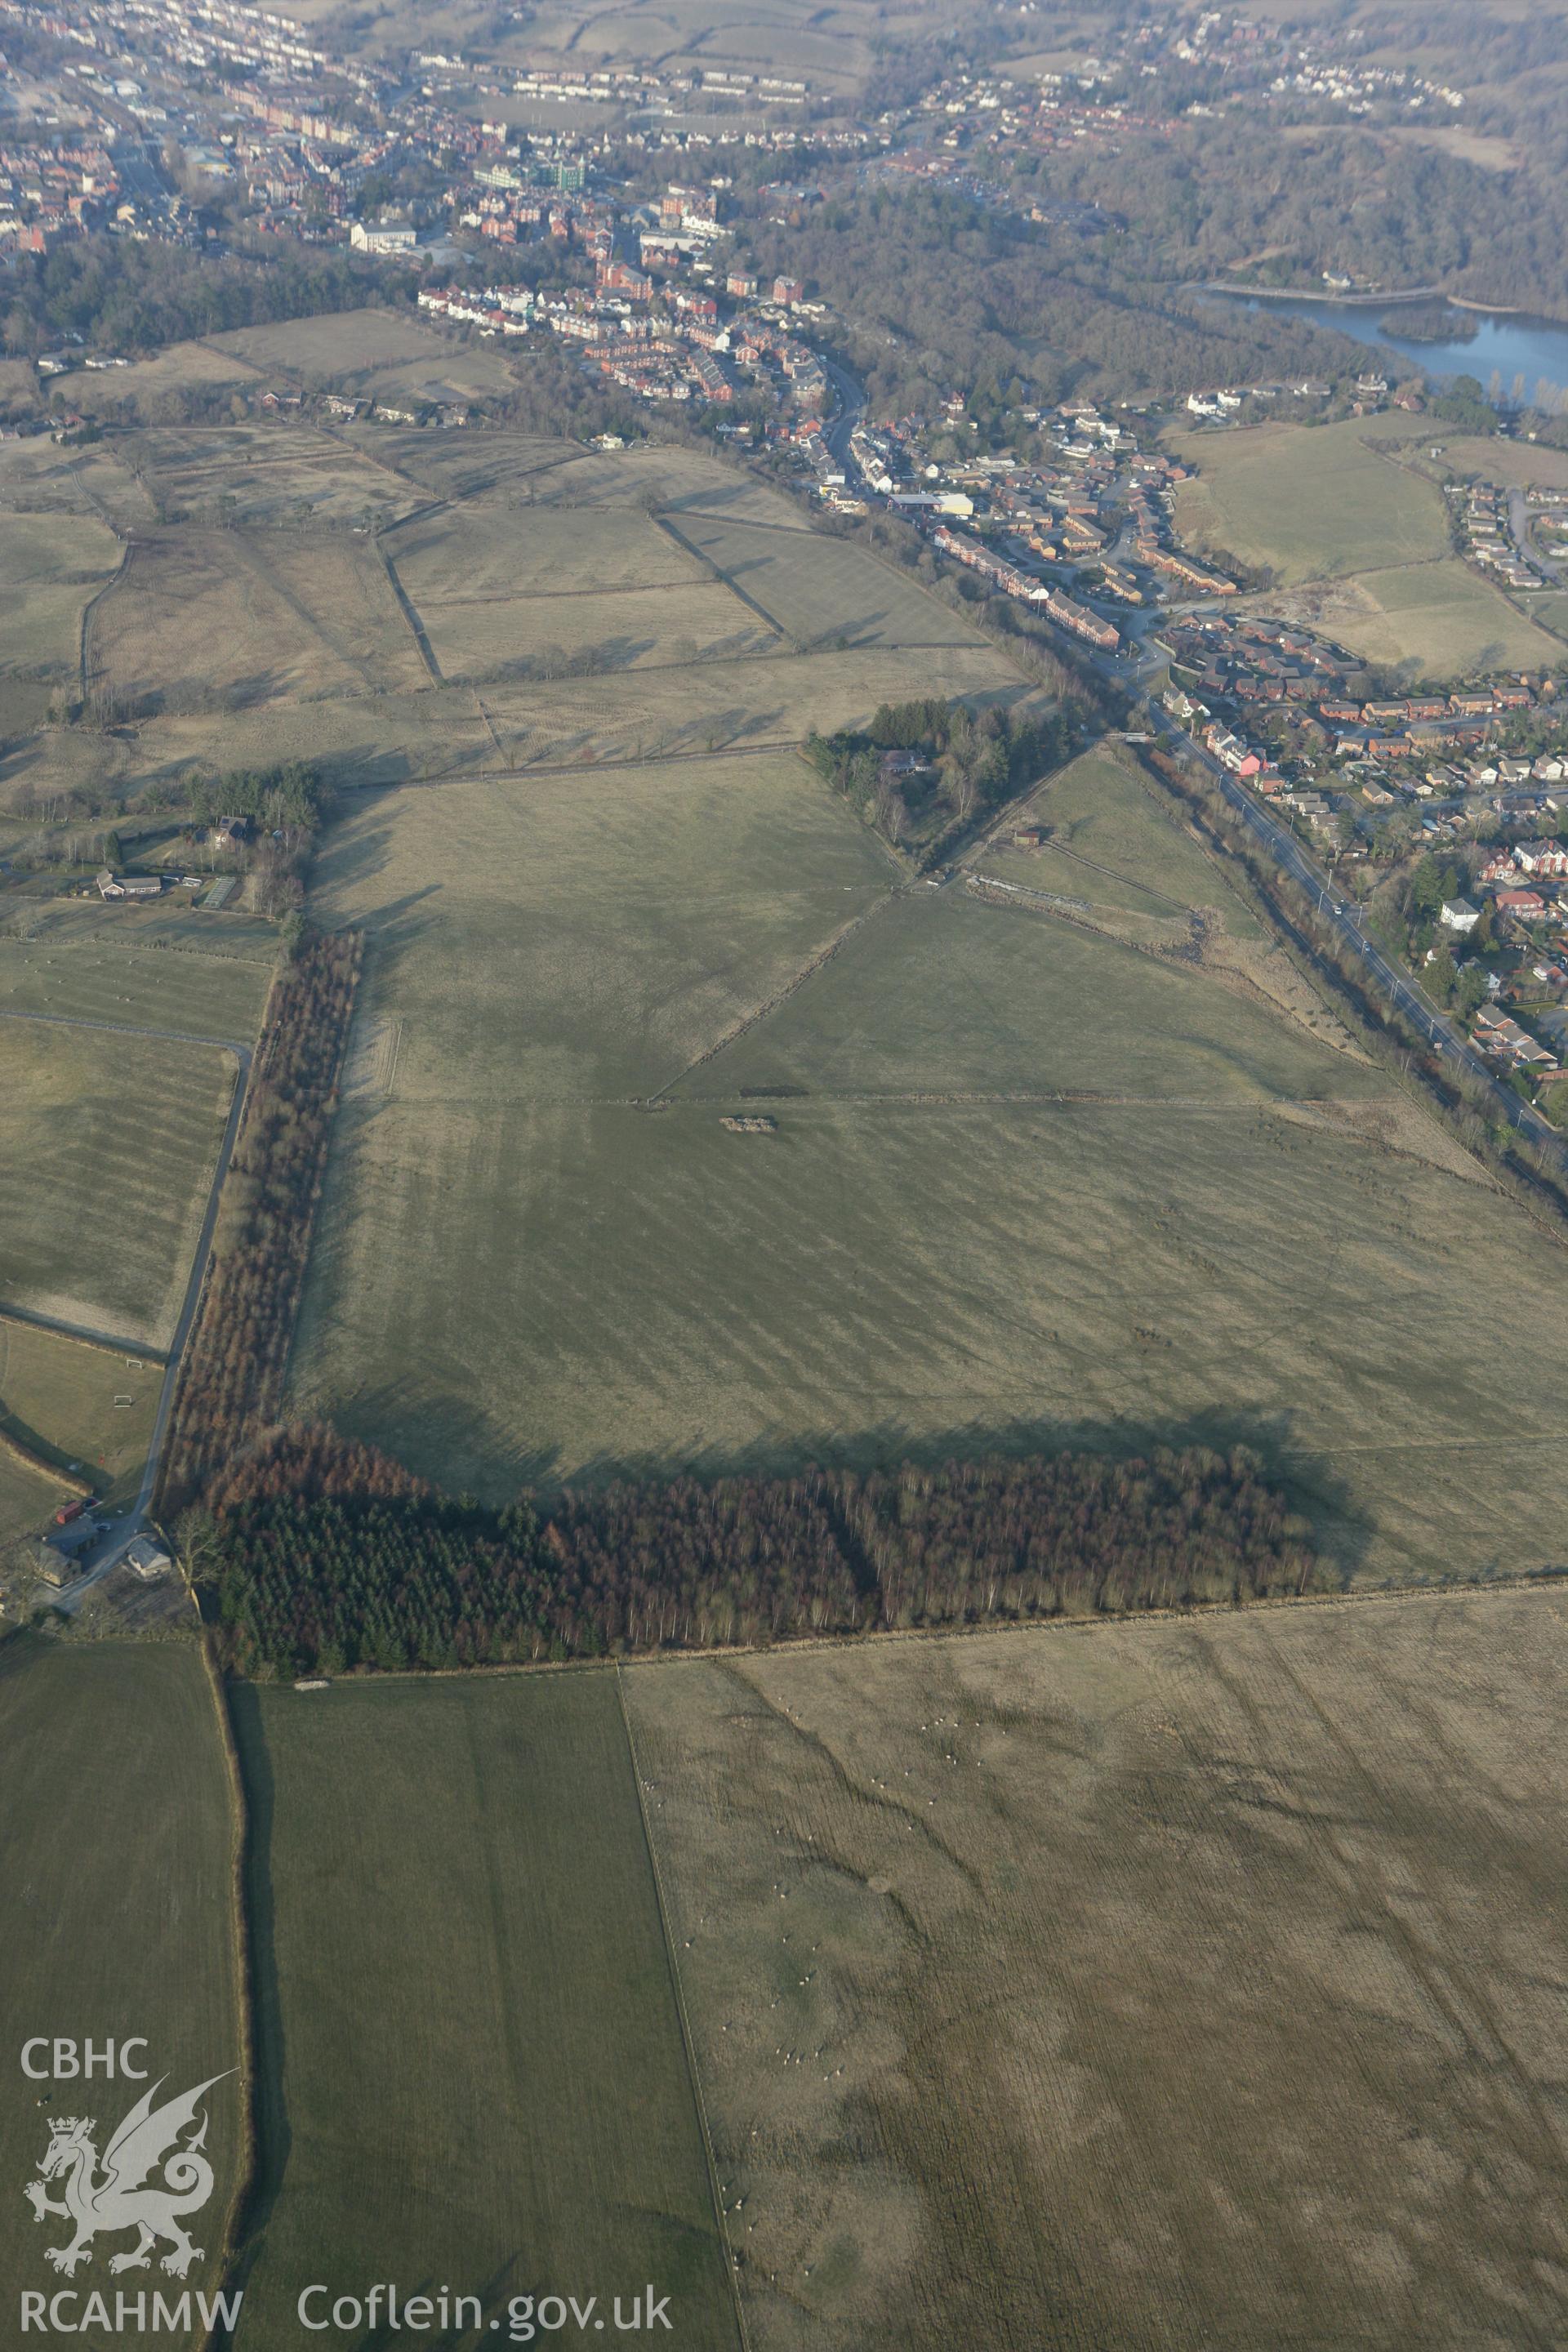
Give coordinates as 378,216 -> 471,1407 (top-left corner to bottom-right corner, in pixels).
199,1635 -> 258,2352
612,1664 -> 751,2352
654,513 -> 790,642
0,1414 -> 92,1494
77,533 -> 129,703
0,1302 -> 167,1362
650,882 -> 900,1102
375,536 -> 443,684
256,1566 -> 1568,1697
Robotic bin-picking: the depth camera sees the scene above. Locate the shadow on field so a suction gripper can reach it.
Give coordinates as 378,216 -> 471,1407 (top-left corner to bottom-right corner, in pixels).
328,1397 -> 1373,1587
222,1684 -> 290,2323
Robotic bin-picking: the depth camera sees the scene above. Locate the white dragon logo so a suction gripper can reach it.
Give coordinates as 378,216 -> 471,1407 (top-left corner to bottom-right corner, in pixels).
24,2073 -> 231,2278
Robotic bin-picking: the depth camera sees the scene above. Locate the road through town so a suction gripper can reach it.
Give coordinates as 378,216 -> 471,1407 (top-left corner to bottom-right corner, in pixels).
1154,718 -> 1568,1174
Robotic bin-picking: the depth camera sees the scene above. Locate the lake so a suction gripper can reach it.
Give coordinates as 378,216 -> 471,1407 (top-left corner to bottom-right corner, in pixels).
1198,292 -> 1568,410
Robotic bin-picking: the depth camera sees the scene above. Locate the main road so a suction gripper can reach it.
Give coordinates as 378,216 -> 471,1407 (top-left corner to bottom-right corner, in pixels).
1145,715 -> 1568,1172
801,361 -> 1566,1176
821,355 -> 866,470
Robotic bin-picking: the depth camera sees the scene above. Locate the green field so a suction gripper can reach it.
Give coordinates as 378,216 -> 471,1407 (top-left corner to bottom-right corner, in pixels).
229,1673 -> 739,2350
1254,557 -> 1562,678
0,512 -> 122,678
130,425 -> 416,530
0,1638 -> 242,2345
0,937 -> 265,1351
89,530 -> 426,709
1166,416 -> 1564,674
292,741 -> 1568,1584
305,754 -> 893,1101
676,889 -> 1352,1101
974,746 -> 1263,933
415,580 -> 778,684
386,505 -> 710,600
0,938 -> 271,1036
0,429 -> 1022,817
0,1318 -> 159,1543
207,305 -> 452,380
3,900 -> 283,960
626,1589 -> 1568,2349
1168,417 -> 1452,584
0,1020 -> 235,1348
665,514 -> 987,648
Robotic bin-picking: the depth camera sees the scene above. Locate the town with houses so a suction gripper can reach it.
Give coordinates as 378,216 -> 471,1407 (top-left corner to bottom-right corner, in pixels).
7,0 -> 1568,1109
0,0 -> 1474,278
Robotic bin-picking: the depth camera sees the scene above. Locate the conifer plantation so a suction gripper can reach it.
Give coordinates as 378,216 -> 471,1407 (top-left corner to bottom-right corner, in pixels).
198,1426 -> 1326,1676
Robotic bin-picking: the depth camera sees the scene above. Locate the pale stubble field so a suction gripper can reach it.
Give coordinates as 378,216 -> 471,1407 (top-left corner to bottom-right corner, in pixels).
626,1588 -> 1568,2350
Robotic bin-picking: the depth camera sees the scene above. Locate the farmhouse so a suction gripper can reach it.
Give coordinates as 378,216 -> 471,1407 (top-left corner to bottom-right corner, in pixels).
124,1534 -> 172,1579
96,868 -> 162,900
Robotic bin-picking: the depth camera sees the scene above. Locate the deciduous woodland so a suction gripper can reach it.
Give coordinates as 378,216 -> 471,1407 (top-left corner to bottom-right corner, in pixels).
158,932 -> 361,1513
199,1428 -> 1325,1675
805,696 -> 1074,853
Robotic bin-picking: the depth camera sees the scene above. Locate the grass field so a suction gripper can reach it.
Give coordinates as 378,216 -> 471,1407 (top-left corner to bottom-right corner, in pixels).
1167,418 -> 1451,585
0,1019 -> 235,1348
0,1637 -> 242,2347
3,901 -> 283,960
1429,435 -> 1568,491
386,505 -> 711,599
675,889 -> 1355,1101
534,447 -> 812,529
0,1446 -> 59,1550
69,337 -> 264,420
1165,416 -> 1566,674
0,642 -> 1024,812
229,1673 -> 740,2350
87,529 -> 426,709
0,933 -> 265,1348
303,755 -> 894,1102
0,437 -> 157,531
131,425 -> 416,530
626,1588 -> 1568,2350
665,514 -> 987,648
341,425 -> 579,504
478,643 -> 1023,767
0,1318 -> 159,1543
208,306 -> 450,381
292,743 -> 1568,1584
0,938 -> 271,1038
0,512 -> 122,678
416,579 -> 779,682
1250,557 -> 1561,678
973,746 -> 1263,934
